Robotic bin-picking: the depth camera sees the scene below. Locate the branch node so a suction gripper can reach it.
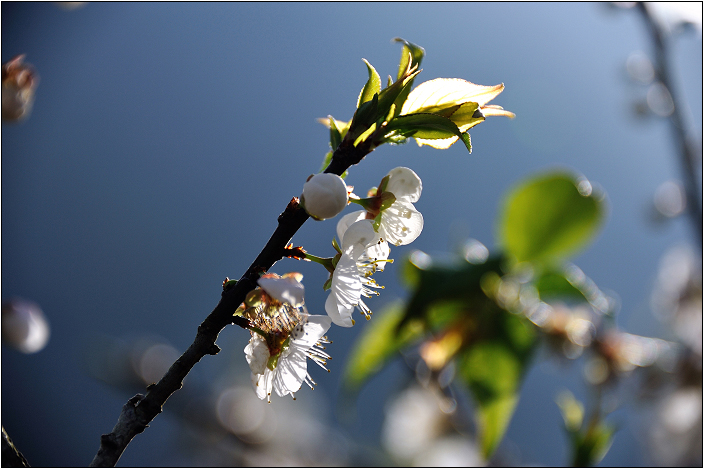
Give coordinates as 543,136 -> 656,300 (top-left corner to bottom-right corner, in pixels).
232,316 -> 250,329
207,343 -> 221,355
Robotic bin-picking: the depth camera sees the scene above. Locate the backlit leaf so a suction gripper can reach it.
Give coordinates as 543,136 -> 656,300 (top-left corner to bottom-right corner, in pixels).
498,172 -> 605,266
392,38 -> 425,117
343,301 -> 425,392
401,78 -> 506,117
384,113 -> 463,141
456,313 -> 536,458
357,59 -> 382,108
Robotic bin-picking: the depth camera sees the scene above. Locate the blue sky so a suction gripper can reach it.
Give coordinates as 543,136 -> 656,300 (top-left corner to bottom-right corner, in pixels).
2,3 -> 701,466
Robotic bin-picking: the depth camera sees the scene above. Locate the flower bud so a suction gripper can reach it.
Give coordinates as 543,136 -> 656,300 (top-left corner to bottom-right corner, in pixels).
2,55 -> 38,122
301,173 -> 348,220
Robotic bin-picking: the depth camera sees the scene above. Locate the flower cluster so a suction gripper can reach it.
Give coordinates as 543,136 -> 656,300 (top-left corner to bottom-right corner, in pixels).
235,39 -> 512,401
325,166 -> 423,327
238,166 -> 425,402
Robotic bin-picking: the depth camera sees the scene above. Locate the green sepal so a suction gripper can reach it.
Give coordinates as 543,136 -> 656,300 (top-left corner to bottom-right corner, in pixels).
331,236 -> 341,254
323,276 -> 333,291
267,352 -> 280,371
378,175 -> 390,193
379,191 -> 396,210
357,59 -> 382,108
373,212 -> 383,231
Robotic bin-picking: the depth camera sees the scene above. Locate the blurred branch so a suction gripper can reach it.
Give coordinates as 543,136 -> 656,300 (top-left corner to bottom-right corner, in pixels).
90,136 -> 375,467
636,2 -> 703,247
2,427 -> 30,468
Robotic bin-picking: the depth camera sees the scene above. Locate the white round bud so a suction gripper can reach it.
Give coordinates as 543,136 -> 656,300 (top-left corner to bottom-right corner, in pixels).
301,173 -> 348,220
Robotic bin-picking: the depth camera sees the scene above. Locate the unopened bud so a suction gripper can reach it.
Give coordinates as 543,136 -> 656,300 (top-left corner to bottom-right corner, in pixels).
301,173 -> 348,220
2,55 -> 38,122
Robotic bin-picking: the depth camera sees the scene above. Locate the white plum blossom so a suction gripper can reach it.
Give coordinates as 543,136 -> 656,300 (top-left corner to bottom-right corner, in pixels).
337,211 -> 391,273
325,219 -> 384,327
257,274 -> 305,308
238,273 -> 332,402
2,55 -> 38,122
345,166 -> 424,247
301,172 -> 349,220
376,167 -> 424,246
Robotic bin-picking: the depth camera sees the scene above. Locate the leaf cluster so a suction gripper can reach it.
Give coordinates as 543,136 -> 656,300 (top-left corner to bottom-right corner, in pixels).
344,171 -> 610,460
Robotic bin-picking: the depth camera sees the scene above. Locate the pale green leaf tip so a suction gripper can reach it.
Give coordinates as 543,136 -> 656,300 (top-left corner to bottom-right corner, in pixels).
462,132 -> 472,154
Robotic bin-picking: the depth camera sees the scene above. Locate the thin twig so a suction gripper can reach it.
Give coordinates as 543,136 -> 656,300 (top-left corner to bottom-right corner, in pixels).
2,427 -> 30,468
636,2 -> 703,247
90,137 -> 375,467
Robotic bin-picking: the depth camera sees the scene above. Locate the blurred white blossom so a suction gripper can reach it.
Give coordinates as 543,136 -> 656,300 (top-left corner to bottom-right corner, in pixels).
2,299 -> 50,353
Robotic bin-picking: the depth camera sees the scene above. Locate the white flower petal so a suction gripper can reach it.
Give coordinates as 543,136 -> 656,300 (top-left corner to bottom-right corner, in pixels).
361,238 -> 391,272
385,167 -> 422,203
290,314 -> 332,349
252,369 -> 274,401
341,219 -> 377,252
325,250 -> 363,327
336,210 -> 367,244
325,292 -> 355,327
258,276 -> 305,307
273,348 -> 307,396
379,201 -> 424,246
244,334 -> 270,376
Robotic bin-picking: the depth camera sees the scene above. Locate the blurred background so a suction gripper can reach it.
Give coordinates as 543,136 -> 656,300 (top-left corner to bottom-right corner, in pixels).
2,2 -> 701,466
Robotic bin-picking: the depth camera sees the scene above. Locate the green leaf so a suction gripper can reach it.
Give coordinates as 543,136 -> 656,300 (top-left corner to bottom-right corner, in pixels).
535,270 -> 591,303
461,132 -> 472,154
392,38 -> 425,118
456,313 -> 536,458
401,100 -> 483,131
376,68 -> 421,126
357,59 -> 382,108
329,116 -> 343,151
574,422 -> 615,467
384,113 -> 464,141
394,37 -> 425,81
399,255 -> 506,330
348,93 -> 379,141
318,151 -> 333,173
342,301 -> 425,392
448,102 -> 484,130
497,172 -> 605,266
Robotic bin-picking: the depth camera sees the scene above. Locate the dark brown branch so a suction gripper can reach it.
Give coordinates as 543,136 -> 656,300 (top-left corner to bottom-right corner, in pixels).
2,426 -> 30,468
90,134 -> 375,467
